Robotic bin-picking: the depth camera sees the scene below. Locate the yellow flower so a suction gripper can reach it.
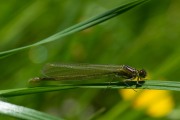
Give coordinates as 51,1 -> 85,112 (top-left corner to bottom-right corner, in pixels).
120,89 -> 174,118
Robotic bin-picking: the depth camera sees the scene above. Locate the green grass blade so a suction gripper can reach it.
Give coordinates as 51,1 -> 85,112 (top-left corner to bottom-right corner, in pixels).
0,101 -> 63,120
0,80 -> 180,98
0,0 -> 148,58
75,80 -> 180,91
0,86 -> 77,97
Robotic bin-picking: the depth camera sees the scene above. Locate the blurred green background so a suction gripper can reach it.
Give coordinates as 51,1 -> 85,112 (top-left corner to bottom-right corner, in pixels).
0,0 -> 180,119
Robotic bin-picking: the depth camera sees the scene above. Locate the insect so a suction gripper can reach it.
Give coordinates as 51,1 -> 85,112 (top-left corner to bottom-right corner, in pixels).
30,63 -> 147,84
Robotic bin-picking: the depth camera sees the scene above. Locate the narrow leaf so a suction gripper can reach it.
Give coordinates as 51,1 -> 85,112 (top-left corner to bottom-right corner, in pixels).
0,80 -> 180,98
0,0 -> 148,58
0,101 -> 63,120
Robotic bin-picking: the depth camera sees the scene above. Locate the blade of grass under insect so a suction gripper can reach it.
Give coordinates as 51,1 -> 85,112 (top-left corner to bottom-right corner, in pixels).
0,0 -> 148,58
0,80 -> 180,98
0,86 -> 77,97
0,101 -> 63,120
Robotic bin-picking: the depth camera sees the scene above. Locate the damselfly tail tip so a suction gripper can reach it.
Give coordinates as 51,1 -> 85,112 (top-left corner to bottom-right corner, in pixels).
28,77 -> 41,83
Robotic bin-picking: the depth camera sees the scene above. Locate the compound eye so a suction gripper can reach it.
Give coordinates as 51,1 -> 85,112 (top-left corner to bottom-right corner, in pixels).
139,69 -> 147,78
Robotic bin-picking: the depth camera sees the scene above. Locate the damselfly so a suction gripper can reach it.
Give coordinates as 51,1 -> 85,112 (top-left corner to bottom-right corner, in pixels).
30,63 -> 147,84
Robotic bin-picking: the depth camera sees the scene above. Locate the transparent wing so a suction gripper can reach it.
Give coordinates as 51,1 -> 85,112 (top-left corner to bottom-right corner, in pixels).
42,63 -> 124,80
